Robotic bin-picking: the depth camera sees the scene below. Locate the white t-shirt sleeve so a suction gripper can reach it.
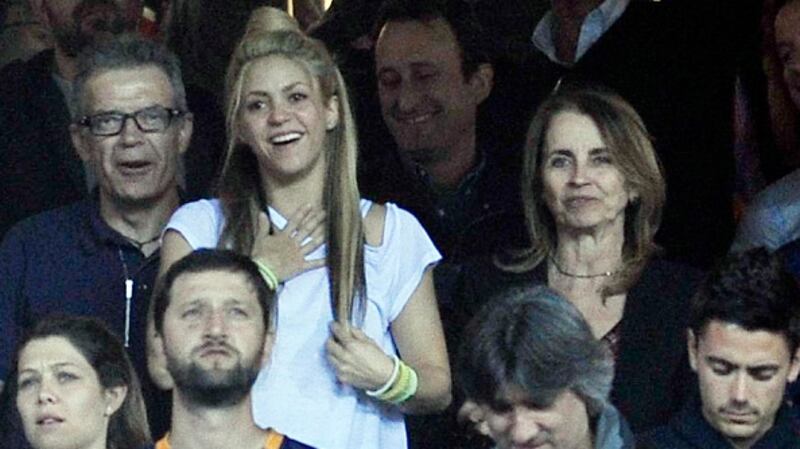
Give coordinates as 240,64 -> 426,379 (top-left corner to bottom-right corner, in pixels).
164,199 -> 224,249
372,203 -> 442,322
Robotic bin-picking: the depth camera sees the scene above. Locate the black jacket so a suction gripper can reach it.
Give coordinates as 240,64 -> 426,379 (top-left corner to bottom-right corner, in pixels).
638,395 -> 800,448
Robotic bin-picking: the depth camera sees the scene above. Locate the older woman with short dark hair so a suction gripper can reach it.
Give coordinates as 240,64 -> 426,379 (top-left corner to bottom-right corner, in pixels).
447,86 -> 703,434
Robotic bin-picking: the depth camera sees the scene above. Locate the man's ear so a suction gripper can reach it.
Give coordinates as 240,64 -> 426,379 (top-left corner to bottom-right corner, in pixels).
147,330 -> 174,390
467,63 -> 494,106
260,331 -> 276,369
177,112 -> 193,155
103,385 -> 128,418
788,347 -> 800,383
70,124 -> 92,163
687,329 -> 698,372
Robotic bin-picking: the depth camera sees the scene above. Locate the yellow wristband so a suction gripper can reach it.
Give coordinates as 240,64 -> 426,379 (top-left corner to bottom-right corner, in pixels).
392,365 -> 418,404
382,361 -> 411,403
252,259 -> 279,290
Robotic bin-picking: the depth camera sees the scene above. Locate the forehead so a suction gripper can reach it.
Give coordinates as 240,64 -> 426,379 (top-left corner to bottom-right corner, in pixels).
168,269 -> 260,309
496,384 -> 586,416
697,321 -> 793,364
44,0 -> 142,21
241,55 -> 317,92
776,1 -> 800,41
19,336 -> 91,371
497,384 -> 536,403
544,111 -> 605,149
84,65 -> 175,112
375,18 -> 462,69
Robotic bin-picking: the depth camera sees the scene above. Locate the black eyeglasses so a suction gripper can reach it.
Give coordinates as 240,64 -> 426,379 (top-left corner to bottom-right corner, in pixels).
77,106 -> 185,137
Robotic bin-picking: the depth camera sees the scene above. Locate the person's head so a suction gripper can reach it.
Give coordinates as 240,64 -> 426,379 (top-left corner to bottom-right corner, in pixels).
152,249 -> 275,407
11,315 -> 149,449
30,0 -> 140,57
0,0 -> 52,67
459,286 -> 614,449
688,248 -> 800,447
242,6 -> 299,40
776,0 -> 800,109
219,28 -> 365,324
519,86 -> 664,274
373,0 -> 493,173
69,34 -> 192,211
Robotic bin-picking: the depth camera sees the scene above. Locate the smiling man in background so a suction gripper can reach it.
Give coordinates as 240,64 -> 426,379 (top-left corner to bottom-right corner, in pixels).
366,0 -> 524,262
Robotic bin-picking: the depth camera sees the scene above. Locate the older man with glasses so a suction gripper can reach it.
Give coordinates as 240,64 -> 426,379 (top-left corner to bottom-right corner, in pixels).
0,34 -> 190,443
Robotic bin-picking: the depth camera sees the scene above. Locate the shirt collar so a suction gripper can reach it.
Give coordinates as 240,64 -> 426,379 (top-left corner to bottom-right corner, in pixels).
79,189 -> 187,255
78,196 -> 131,254
412,149 -> 487,198
674,394 -> 800,448
594,403 -> 633,448
532,0 -> 630,65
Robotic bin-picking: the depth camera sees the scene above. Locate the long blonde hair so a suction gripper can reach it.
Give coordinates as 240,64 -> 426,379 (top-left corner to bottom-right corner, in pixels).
218,29 -> 365,324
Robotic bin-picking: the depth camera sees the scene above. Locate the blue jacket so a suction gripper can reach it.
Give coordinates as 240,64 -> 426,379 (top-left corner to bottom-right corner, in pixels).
0,197 -> 170,438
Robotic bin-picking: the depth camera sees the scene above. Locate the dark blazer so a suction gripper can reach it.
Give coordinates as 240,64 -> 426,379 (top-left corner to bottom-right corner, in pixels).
442,256 -> 704,434
638,395 -> 800,448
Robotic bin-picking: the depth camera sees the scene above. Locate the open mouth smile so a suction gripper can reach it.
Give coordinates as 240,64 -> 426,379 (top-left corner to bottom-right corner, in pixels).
270,132 -> 303,146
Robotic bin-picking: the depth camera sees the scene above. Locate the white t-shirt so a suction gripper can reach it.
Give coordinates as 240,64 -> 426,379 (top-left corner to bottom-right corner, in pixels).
165,199 -> 441,449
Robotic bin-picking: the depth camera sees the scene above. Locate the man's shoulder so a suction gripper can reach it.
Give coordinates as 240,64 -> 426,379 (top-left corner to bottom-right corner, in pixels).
2,201 -> 89,247
0,50 -> 66,136
637,423 -> 692,449
0,50 -> 54,94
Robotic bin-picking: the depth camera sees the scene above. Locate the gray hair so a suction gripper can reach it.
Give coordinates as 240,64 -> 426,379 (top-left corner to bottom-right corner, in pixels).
71,34 -> 188,120
458,285 -> 614,417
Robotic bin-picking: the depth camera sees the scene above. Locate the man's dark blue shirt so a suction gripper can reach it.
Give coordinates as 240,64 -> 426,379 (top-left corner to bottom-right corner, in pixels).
0,197 -> 169,439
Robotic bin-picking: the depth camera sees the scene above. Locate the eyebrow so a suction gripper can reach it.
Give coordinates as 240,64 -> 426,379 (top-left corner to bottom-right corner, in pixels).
90,104 -> 161,115
747,364 -> 781,373
245,82 -> 309,97
546,149 -> 573,157
706,356 -> 782,371
409,62 -> 438,70
377,61 -> 437,74
19,362 -> 78,374
706,356 -> 738,368
178,298 -> 253,308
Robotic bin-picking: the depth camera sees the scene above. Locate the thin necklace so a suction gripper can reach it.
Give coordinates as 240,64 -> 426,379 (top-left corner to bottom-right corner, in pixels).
549,255 -> 619,279
123,234 -> 160,251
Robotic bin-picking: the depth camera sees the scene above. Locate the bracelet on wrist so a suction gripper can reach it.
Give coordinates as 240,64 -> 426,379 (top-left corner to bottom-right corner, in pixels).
366,355 -> 419,405
252,259 -> 280,290
366,355 -> 399,397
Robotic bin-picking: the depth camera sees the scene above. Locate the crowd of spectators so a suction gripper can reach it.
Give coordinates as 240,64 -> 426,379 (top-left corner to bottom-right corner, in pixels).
2,0 -> 800,448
